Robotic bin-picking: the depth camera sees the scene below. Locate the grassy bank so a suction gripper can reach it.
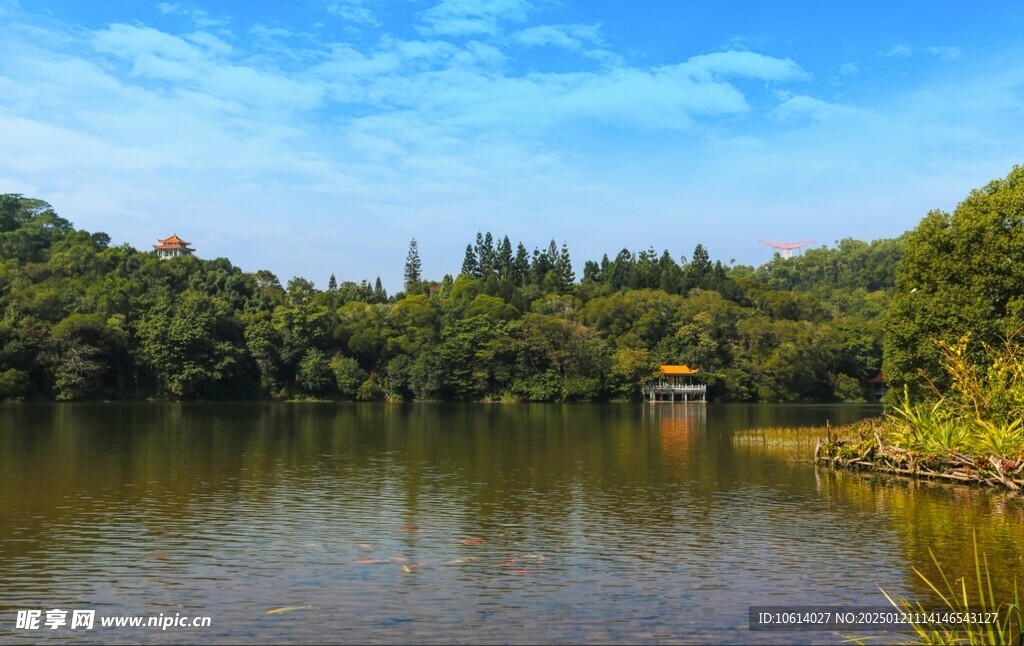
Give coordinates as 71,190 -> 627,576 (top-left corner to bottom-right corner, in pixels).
816,332 -> 1024,491
815,416 -> 1024,491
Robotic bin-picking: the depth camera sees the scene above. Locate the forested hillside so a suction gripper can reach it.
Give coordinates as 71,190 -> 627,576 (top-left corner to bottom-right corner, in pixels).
884,165 -> 1024,400
0,193 -> 900,402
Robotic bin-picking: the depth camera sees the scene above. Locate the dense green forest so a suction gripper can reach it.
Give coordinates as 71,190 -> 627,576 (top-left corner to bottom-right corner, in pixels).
884,165 -> 1024,401
0,193 -> 903,403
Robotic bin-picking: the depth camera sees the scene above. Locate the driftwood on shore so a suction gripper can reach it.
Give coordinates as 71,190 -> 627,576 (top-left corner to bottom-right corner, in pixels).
815,432 -> 1024,492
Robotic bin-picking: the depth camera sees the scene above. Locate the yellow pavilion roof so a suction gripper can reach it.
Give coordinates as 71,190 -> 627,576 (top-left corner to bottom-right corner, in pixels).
659,364 -> 698,375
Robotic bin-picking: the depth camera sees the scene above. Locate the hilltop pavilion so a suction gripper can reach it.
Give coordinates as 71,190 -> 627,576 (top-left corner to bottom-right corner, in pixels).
154,234 -> 195,259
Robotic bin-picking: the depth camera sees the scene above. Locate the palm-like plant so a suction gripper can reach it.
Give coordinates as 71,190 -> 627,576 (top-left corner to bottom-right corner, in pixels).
971,418 -> 1024,459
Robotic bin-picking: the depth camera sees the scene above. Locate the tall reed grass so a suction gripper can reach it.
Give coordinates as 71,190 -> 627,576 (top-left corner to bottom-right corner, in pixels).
881,533 -> 1023,645
731,425 -> 826,460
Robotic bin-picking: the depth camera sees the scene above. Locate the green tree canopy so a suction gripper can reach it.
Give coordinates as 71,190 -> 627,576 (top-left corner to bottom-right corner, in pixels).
884,165 -> 1024,399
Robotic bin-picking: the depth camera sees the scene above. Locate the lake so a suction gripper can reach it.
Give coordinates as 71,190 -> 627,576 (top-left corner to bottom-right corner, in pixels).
2,403 -> 1023,644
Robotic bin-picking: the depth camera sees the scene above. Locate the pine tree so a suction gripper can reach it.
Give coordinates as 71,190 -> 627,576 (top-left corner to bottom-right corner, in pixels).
546,239 -> 559,265
684,243 -> 711,290
691,243 -> 711,275
512,242 -> 530,285
497,235 -> 513,277
404,239 -> 422,292
461,244 -> 479,277
609,249 -> 634,290
476,232 -> 495,276
373,276 -> 387,303
558,242 -> 575,289
531,246 -> 551,285
474,232 -> 485,272
328,273 -> 338,292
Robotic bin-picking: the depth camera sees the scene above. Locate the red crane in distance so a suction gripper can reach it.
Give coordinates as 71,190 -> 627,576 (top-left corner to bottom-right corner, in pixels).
758,240 -> 816,258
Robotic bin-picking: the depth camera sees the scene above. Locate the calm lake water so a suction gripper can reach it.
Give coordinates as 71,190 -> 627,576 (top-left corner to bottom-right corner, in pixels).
2,403 -> 1023,644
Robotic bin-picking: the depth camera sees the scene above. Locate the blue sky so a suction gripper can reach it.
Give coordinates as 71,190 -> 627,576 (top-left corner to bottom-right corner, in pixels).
2,0 -> 1023,291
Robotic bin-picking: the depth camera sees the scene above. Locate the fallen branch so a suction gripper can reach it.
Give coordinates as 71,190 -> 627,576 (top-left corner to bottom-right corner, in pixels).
818,440 -> 1024,491
989,455 -> 1021,491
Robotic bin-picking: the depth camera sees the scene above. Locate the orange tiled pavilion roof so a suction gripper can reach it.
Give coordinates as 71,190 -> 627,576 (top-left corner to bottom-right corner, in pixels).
659,365 -> 698,375
154,234 -> 193,250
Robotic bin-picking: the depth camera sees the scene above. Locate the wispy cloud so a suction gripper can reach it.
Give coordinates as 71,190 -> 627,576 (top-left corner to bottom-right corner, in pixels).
155,2 -> 227,28
771,95 -> 864,122
92,24 -> 323,111
879,44 -> 913,58
687,50 -> 809,81
513,23 -> 602,50
417,0 -> 531,37
927,46 -> 961,61
326,0 -> 379,27
879,43 -> 961,62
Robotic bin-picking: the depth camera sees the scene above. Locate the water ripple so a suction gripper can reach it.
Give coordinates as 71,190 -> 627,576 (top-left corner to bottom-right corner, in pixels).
2,403 -> 1020,644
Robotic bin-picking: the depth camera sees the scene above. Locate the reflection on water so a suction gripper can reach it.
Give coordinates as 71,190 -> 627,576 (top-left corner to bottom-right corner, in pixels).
1,403 -> 1021,644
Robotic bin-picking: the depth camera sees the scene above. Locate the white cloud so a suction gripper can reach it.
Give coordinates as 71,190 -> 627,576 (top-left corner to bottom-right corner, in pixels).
155,2 -> 226,28
582,48 -> 623,67
323,59 -> 752,133
686,50 -> 809,81
452,40 -> 507,69
183,31 -> 233,56
771,95 -> 864,122
551,64 -> 750,124
304,34 -> 778,133
927,46 -> 961,61
880,44 -> 913,58
513,23 -> 602,50
879,44 -> 961,62
92,24 -> 323,111
838,62 -> 860,76
0,115 -> 167,175
417,0 -> 531,37
326,1 -> 379,27
250,25 -> 294,40
94,23 -> 210,74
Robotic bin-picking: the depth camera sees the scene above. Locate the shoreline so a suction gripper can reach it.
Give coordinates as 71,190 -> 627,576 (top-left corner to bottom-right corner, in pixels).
814,418 -> 1024,492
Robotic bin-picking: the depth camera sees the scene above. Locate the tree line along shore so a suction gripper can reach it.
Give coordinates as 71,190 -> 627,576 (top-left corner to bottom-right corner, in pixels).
0,198 -> 897,403
0,166 -> 1021,424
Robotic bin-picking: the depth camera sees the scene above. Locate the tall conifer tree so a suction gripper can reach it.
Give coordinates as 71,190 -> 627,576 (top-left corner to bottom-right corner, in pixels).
462,244 -> 479,277
404,239 -> 422,292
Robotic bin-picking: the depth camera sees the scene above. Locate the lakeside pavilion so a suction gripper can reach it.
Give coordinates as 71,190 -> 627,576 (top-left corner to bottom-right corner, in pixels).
154,234 -> 195,259
642,364 -> 707,403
